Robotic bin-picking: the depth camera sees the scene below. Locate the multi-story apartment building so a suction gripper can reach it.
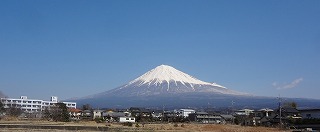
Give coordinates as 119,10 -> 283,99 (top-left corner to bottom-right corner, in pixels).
0,96 -> 76,113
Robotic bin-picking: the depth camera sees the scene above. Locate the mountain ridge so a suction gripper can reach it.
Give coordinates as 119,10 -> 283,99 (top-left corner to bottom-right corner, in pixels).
68,65 -> 320,109
90,65 -> 246,97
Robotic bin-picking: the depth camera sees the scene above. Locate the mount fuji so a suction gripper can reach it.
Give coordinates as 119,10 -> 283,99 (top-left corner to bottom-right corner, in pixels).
69,65 -> 320,109
98,65 -> 246,97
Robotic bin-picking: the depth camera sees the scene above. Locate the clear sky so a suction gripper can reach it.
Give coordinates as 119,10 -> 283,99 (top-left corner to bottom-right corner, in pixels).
0,0 -> 319,100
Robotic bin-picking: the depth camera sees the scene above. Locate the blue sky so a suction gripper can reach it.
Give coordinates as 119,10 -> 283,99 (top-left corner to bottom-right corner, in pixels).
0,0 -> 319,100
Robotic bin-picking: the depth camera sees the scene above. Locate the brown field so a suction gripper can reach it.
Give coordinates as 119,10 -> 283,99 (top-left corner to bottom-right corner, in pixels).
0,120 -> 290,132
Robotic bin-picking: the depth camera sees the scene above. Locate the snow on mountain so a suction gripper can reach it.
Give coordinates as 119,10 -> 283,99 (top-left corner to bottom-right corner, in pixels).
127,65 -> 226,88
98,65 -> 246,97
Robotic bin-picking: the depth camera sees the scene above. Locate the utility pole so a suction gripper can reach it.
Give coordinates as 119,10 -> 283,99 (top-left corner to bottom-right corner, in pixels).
278,95 -> 282,129
231,100 -> 235,124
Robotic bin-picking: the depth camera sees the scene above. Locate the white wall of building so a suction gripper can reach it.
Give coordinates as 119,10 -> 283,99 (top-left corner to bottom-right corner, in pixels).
0,96 -> 76,113
179,109 -> 195,117
119,117 -> 135,123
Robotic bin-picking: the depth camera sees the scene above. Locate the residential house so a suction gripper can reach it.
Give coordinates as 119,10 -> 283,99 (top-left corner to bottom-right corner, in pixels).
93,110 -> 104,119
220,114 -> 235,124
69,108 -> 82,120
81,110 -> 93,120
235,109 -> 254,116
129,107 -> 152,122
103,110 -> 126,122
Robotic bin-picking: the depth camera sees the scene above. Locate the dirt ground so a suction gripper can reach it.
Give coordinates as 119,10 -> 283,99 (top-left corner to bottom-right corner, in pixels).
0,120 -> 290,132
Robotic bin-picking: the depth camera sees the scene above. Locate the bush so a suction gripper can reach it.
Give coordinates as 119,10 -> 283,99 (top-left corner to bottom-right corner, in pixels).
94,117 -> 104,123
174,123 -> 178,127
135,123 -> 140,127
123,122 -> 133,127
181,124 -> 185,127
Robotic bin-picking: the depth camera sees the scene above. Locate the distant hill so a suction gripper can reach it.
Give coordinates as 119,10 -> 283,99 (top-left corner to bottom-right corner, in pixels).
68,65 -> 320,109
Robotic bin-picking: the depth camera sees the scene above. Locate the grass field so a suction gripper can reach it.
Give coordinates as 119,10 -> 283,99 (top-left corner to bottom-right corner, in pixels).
0,120 -> 291,132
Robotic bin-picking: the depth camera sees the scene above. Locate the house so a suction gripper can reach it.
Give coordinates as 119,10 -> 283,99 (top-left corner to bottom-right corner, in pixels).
220,114 -> 235,124
129,107 -> 152,122
119,117 -> 136,123
234,108 -> 275,126
103,110 -> 126,122
235,109 -> 254,116
189,112 -> 223,124
93,110 -> 104,119
81,110 -> 93,120
256,108 -> 274,117
279,107 -> 301,119
299,108 -> 320,119
69,108 -> 82,120
151,110 -> 164,121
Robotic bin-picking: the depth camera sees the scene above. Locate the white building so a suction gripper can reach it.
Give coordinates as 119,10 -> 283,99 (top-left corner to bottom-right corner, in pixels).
177,109 -> 195,117
119,117 -> 135,123
93,110 -> 104,119
235,109 -> 254,116
0,96 -> 76,113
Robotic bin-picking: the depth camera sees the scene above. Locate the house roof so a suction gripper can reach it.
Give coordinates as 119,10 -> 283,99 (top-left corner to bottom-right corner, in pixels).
298,108 -> 320,112
196,112 -> 208,115
259,108 -> 274,112
103,112 -> 126,117
69,108 -> 82,113
220,114 -> 234,119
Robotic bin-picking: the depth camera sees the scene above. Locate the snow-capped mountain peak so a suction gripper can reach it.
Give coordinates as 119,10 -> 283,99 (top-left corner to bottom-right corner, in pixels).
128,65 -> 225,88
81,64 -> 247,98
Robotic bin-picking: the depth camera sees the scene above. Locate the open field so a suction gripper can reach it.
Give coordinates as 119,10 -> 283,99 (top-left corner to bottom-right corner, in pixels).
0,120 -> 291,132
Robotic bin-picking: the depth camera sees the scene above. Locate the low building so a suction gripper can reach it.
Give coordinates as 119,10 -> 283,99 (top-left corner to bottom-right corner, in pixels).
93,110 -> 104,119
299,108 -> 320,119
0,96 -> 76,113
189,112 -> 223,124
177,109 -> 195,118
69,108 -> 82,120
119,117 -> 136,123
103,111 -> 126,122
235,109 -> 254,116
81,110 -> 93,120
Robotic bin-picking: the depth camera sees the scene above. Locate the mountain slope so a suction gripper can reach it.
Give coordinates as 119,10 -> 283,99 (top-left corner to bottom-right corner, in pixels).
94,65 -> 246,97
69,65 -> 320,109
